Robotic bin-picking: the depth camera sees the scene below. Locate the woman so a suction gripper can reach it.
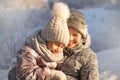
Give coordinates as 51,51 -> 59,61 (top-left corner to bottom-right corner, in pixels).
57,9 -> 100,80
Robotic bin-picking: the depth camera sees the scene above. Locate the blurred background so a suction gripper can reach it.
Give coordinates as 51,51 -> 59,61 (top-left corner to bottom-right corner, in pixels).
0,0 -> 120,80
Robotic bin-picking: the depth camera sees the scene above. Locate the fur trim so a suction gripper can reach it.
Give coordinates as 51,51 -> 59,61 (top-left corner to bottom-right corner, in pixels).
52,2 -> 70,20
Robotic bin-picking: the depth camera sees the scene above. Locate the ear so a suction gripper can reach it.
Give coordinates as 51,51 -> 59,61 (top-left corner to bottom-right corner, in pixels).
82,35 -> 87,45
82,34 -> 91,48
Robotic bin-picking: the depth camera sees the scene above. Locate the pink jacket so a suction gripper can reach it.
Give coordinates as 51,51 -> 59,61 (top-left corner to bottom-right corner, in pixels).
16,46 -> 56,80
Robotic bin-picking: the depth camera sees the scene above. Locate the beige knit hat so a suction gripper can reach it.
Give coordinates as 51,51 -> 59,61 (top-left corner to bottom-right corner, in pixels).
67,9 -> 88,45
41,2 -> 70,46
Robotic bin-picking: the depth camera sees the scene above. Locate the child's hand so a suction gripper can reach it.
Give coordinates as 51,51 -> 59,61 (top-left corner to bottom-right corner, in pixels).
43,67 -> 51,76
39,58 -> 57,69
56,60 -> 63,69
47,62 -> 57,69
57,60 -> 63,64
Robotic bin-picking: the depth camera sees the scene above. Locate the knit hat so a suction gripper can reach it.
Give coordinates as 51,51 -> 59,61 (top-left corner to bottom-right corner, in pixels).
41,2 -> 70,46
67,10 -> 88,41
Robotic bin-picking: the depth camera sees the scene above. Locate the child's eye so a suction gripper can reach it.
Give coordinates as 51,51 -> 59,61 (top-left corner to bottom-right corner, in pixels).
56,43 -> 64,48
55,43 -> 60,47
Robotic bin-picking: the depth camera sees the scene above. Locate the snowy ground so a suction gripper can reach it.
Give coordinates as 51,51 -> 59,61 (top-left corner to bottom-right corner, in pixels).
0,2 -> 120,80
98,48 -> 120,80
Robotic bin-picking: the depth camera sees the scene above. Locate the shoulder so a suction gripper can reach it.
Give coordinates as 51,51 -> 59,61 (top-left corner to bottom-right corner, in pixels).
17,46 -> 38,58
18,46 -> 34,53
80,47 -> 96,57
81,48 -> 98,64
76,48 -> 97,63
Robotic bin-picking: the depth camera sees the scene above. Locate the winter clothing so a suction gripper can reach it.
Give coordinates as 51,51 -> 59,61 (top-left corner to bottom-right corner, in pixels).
41,2 -> 70,46
57,10 -> 100,80
25,30 -> 64,62
8,2 -> 70,80
8,30 -> 67,80
58,47 -> 99,80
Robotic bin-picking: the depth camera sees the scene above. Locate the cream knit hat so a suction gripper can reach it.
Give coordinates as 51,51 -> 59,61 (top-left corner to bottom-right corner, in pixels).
41,2 -> 70,46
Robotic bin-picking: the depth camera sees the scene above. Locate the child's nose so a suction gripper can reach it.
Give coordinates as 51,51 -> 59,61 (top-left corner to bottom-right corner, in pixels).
57,47 -> 62,52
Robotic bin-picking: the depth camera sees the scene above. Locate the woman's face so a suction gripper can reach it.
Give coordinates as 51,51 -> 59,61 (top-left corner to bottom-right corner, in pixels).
67,28 -> 82,48
47,41 -> 64,54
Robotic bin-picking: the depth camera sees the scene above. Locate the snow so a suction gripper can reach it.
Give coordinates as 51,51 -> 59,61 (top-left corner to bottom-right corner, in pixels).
0,1 -> 120,80
0,9 -> 49,80
82,7 -> 120,52
97,48 -> 120,80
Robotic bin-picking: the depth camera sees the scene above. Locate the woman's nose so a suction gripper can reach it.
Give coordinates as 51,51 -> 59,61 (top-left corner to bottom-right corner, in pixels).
70,34 -> 73,41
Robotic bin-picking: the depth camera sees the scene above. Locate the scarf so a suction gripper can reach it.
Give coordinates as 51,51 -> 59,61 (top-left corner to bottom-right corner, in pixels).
25,29 -> 63,62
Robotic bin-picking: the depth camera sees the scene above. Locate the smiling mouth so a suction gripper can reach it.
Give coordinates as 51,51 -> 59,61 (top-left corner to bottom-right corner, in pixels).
51,50 -> 59,54
52,52 -> 60,54
68,41 -> 73,46
67,43 -> 73,48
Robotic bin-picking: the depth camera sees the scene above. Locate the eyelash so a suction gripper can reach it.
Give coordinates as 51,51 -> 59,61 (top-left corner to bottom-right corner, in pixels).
73,34 -> 77,37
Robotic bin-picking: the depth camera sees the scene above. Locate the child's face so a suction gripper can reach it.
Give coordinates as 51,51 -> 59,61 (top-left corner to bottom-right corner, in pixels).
67,28 -> 82,48
47,41 -> 65,54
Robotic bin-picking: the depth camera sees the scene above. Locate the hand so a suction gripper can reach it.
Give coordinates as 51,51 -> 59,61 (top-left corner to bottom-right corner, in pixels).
56,60 -> 63,70
47,62 -> 57,69
57,60 -> 63,64
43,67 -> 51,76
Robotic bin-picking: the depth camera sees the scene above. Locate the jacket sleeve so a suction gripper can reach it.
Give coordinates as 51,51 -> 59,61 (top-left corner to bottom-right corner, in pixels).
79,49 -> 100,80
16,46 -> 49,80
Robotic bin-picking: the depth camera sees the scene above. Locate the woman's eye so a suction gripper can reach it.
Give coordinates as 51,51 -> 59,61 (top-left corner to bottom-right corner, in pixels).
73,34 -> 77,37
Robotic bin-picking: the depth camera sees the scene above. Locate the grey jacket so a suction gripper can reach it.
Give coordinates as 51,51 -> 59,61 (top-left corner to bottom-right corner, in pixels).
57,34 -> 99,80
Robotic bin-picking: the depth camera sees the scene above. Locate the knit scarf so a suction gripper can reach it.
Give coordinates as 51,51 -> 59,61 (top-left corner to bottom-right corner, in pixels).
25,29 -> 63,62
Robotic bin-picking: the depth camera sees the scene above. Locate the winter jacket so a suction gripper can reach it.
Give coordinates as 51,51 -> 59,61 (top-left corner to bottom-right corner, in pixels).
16,46 -> 54,80
8,30 -> 66,80
57,34 -> 100,80
8,46 -> 51,80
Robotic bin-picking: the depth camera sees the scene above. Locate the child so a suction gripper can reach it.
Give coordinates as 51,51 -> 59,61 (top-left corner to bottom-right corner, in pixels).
8,2 -> 70,80
57,9 -> 100,80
